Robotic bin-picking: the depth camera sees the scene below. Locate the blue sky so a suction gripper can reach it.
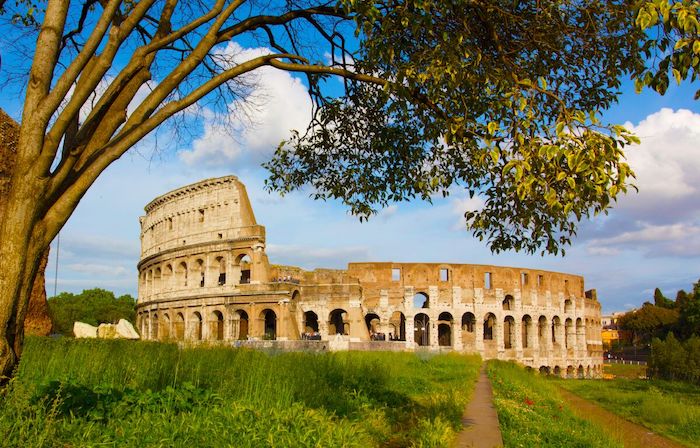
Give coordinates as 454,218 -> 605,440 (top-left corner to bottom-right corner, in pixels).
1,41 -> 698,314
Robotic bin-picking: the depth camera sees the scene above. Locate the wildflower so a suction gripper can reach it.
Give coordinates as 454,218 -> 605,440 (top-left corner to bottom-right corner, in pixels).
524,398 -> 534,406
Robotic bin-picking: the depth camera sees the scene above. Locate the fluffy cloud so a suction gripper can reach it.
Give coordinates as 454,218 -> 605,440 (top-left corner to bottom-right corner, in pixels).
266,244 -> 371,270
582,108 -> 700,258
179,43 -> 312,167
619,108 -> 700,222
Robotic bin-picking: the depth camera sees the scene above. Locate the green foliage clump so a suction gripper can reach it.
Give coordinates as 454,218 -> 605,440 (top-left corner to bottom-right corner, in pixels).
649,333 -> 700,384
487,361 -> 616,447
560,373 -> 700,446
48,288 -> 135,335
0,337 -> 481,447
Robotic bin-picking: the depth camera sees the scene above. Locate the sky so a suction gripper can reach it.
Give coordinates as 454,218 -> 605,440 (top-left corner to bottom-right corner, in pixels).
1,42 -> 699,314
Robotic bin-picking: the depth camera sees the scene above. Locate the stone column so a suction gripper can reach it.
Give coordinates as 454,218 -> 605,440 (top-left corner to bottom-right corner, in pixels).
514,319 -> 523,360
405,315 -> 415,345
453,324 -> 463,351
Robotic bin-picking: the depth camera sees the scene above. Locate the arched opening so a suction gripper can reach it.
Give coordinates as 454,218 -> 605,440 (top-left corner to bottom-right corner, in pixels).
566,365 -> 575,378
211,310 -> 224,340
502,294 -> 514,310
174,312 -> 185,340
365,313 -> 382,340
179,261 -> 188,287
539,366 -> 550,375
261,309 -> 277,340
196,259 -> 205,287
414,313 -> 430,346
538,316 -> 548,348
522,315 -> 532,349
551,316 -> 561,345
154,268 -> 162,292
437,312 -> 453,347
389,311 -> 406,341
161,313 -> 171,340
238,254 -> 251,284
576,318 -> 584,349
413,292 -> 429,309
164,264 -> 173,290
564,299 -> 573,313
461,312 -> 476,350
192,312 -> 203,340
151,313 -> 159,340
577,365 -> 584,379
553,366 -> 561,376
304,311 -> 319,332
565,318 -> 574,349
232,310 -> 249,340
216,256 -> 226,285
503,316 -> 515,349
329,309 -> 349,335
483,313 -> 496,340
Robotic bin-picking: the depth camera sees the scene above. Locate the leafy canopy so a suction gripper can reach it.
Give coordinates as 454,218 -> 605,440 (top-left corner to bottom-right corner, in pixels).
48,289 -> 136,336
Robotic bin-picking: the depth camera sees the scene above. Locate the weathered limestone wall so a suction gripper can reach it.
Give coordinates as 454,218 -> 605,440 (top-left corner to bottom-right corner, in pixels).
136,175 -> 604,378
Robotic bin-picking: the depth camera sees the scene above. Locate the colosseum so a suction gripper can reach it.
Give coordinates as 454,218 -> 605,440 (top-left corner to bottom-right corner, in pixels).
136,175 -> 604,377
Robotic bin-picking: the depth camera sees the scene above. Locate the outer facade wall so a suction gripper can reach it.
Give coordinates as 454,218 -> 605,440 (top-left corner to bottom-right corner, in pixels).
136,176 -> 604,377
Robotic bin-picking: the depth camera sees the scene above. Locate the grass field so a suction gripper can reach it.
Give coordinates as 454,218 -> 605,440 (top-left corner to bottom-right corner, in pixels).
559,375 -> 700,447
602,362 -> 647,379
487,361 -> 618,448
0,337 -> 481,447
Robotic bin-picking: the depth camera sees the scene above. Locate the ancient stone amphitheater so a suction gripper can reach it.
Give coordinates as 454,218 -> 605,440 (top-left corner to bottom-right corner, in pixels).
136,175 -> 604,377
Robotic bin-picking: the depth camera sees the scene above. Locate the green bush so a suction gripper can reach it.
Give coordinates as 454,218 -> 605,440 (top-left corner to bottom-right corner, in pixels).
48,288 -> 136,335
649,333 -> 700,384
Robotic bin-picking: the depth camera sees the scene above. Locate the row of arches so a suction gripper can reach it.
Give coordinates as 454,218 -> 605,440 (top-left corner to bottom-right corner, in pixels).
140,308 -> 278,341
412,292 -> 577,314
140,254 -> 251,298
537,364 -> 603,378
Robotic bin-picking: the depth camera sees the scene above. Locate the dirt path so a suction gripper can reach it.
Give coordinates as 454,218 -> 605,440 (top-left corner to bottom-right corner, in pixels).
452,365 -> 503,448
558,387 -> 687,448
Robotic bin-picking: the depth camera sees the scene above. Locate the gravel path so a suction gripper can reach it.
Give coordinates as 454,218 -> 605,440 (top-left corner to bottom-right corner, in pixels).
452,364 -> 504,448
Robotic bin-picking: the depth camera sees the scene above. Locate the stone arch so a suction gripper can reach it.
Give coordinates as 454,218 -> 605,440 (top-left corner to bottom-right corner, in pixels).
539,366 -> 550,375
566,365 -> 575,378
564,298 -> 573,314
216,256 -> 226,285
483,313 -> 496,341
192,311 -> 203,340
414,313 -> 430,346
577,364 -> 585,379
413,292 -> 429,309
261,309 -> 277,340
178,261 -> 188,287
236,254 -> 252,284
195,259 -> 205,287
329,309 -> 349,335
304,310 -> 319,333
232,310 -> 249,340
553,365 -> 561,376
210,310 -> 224,340
438,312 -> 453,347
551,316 -> 561,345
502,294 -> 514,311
461,312 -> 476,349
389,311 -> 406,341
503,315 -> 515,349
565,318 -> 574,349
154,267 -> 162,293
151,313 -> 159,340
521,314 -> 533,349
164,264 -> 173,290
365,313 -> 381,335
174,312 -> 185,340
161,313 -> 171,340
538,315 -> 548,348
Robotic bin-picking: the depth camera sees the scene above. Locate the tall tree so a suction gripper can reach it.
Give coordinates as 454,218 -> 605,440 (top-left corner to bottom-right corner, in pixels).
654,288 -> 675,309
0,1 -> 696,379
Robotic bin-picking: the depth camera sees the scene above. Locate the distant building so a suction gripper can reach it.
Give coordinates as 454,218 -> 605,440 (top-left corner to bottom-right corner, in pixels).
601,311 -> 633,350
135,175 -> 604,378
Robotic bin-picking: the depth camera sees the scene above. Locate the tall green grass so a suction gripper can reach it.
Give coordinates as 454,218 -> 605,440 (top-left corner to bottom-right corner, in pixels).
487,361 -> 618,447
1,337 -> 481,447
559,376 -> 700,446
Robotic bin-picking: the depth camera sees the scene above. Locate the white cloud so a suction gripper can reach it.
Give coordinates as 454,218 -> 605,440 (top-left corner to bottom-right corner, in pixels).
266,244 -> 371,270
587,223 -> 700,257
65,263 -> 130,277
450,194 -> 485,230
179,42 -> 312,168
619,108 -> 700,221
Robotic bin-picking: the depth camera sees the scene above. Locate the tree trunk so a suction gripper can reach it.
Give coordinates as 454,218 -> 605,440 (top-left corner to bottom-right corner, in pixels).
0,109 -> 52,379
